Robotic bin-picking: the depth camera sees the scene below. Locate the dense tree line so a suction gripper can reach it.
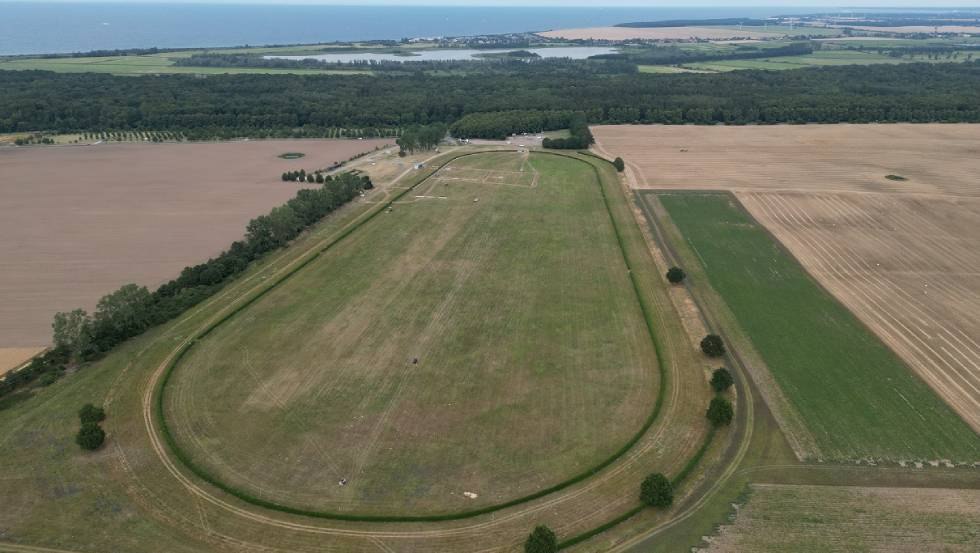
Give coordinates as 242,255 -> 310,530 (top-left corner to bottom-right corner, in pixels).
175,54 -> 638,75
2,62 -> 980,140
541,115 -> 594,149
594,42 -> 816,66
0,173 -> 372,403
396,123 -> 446,153
450,110 -> 581,140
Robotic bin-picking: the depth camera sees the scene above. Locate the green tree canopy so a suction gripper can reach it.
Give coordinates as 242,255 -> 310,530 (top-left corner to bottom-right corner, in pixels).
76,422 -> 106,451
52,308 -> 92,359
666,266 -> 686,284
700,334 -> 725,357
78,403 -> 106,424
710,368 -> 734,392
707,396 -> 734,427
524,525 -> 558,553
640,472 -> 674,507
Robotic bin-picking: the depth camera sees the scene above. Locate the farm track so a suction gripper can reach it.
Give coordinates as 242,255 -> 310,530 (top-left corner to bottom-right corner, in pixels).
595,153 -> 756,552
52,149 -> 731,552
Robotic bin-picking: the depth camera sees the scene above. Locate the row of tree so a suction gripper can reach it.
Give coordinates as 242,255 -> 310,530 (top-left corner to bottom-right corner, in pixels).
593,42 -> 816,67
396,123 -> 447,154
523,269 -> 737,552
4,61 -> 980,139
48,172 -> 373,365
541,116 -> 594,150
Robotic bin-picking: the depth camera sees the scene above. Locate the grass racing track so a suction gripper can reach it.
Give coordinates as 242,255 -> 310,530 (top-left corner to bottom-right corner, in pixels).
158,150 -> 664,519
0,149 -> 728,553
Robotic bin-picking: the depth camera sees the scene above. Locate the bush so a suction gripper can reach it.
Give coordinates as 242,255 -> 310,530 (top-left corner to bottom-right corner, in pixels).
700,334 -> 725,357
76,422 -> 106,451
78,403 -> 106,424
613,157 -> 625,172
38,372 -> 60,387
640,472 -> 673,507
524,525 -> 558,553
666,266 -> 686,284
706,396 -> 734,427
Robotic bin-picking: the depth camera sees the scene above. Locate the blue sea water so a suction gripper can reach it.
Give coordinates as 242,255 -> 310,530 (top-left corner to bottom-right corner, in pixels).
0,3 -> 805,55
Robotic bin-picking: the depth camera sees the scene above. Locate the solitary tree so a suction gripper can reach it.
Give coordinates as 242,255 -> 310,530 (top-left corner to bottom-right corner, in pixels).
78,403 -> 106,424
524,525 -> 558,553
710,368 -> 734,393
640,472 -> 673,507
700,334 -> 725,357
613,157 -> 625,172
76,422 -> 106,451
706,397 -> 734,427
666,266 -> 686,284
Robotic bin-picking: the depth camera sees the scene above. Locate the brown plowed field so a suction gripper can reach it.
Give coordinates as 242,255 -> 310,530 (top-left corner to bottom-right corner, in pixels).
593,124 -> 980,433
0,139 -> 392,354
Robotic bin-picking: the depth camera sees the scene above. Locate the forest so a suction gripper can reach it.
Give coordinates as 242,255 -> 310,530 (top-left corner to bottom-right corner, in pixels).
1,61 -> 979,140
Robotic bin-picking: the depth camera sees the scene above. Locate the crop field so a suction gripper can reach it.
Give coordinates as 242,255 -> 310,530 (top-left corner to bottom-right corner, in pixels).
0,149 -> 722,552
654,192 -> 979,461
593,124 -> 980,451
536,26 -> 788,42
164,151 -> 658,514
701,483 -> 980,552
0,139 -> 392,360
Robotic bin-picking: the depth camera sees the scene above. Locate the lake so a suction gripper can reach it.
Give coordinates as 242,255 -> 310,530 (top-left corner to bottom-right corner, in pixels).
266,47 -> 619,64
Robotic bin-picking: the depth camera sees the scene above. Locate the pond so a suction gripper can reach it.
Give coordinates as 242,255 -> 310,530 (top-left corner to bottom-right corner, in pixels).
265,46 -> 618,63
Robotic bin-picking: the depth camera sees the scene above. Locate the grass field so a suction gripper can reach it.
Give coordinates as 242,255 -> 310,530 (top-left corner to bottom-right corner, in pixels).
163,151 -> 659,515
656,193 -> 979,461
701,483 -> 980,552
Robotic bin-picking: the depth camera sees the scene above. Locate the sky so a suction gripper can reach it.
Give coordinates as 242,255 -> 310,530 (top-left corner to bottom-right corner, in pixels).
9,0 -> 980,6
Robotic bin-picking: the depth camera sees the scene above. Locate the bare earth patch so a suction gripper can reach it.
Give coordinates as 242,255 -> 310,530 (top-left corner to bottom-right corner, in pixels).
537,26 -> 782,41
0,347 -> 45,373
593,124 -> 980,433
0,139 -> 392,348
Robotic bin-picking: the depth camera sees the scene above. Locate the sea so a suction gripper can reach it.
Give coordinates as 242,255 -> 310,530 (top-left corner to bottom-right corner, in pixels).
0,3 -> 812,56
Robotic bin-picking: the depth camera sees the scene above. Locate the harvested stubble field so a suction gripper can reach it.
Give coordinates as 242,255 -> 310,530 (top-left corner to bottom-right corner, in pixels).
0,139 -> 392,358
0,149 -> 719,552
592,124 -> 980,456
700,483 -> 980,552
536,26 -> 784,41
